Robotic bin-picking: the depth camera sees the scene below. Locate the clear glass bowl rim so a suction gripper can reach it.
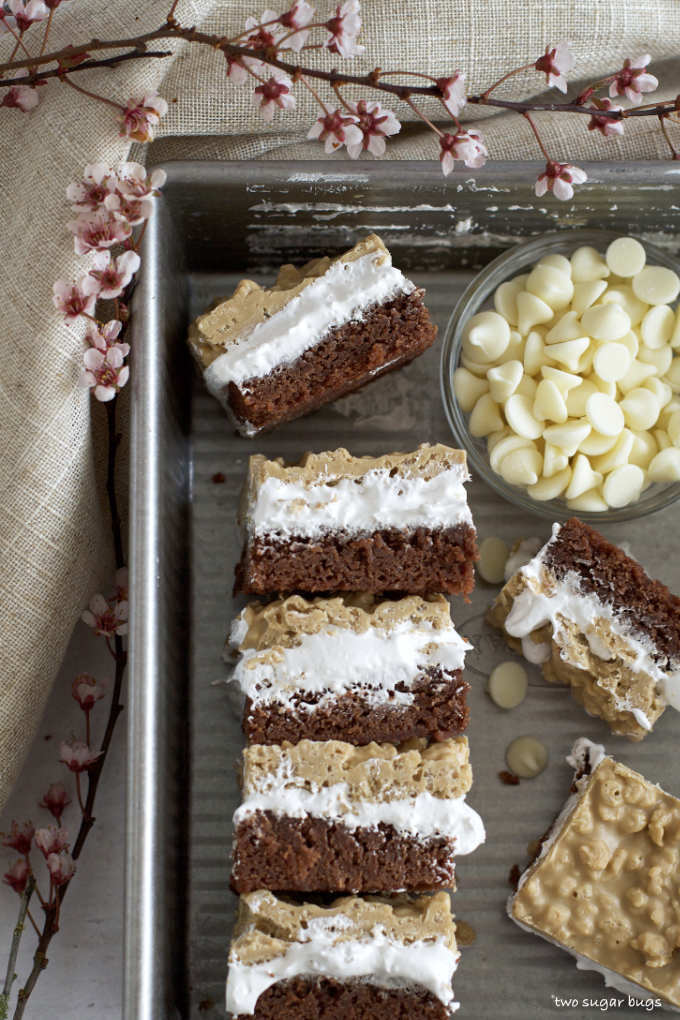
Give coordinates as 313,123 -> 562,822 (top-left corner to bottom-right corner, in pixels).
439,228 -> 680,523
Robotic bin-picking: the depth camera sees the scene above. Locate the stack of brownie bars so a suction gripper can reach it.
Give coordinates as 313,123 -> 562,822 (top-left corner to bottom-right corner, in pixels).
224,441 -> 484,1019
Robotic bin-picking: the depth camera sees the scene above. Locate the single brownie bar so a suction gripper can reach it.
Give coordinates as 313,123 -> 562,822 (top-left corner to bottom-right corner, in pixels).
226,890 -> 460,1018
510,738 -> 680,1009
487,517 -> 680,740
227,593 -> 470,746
230,737 -> 484,894
234,444 -> 478,596
187,234 -> 437,436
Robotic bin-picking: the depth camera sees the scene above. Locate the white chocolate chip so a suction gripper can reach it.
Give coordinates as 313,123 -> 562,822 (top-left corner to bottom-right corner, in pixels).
617,358 -> 657,394
461,354 -> 491,376
533,379 -> 568,423
599,285 -> 648,328
603,464 -> 645,507
516,374 -> 538,400
620,387 -> 660,431
567,486 -> 609,512
528,467 -> 571,500
592,429 -> 634,473
547,338 -> 590,371
579,429 -> 618,456
571,246 -> 609,283
505,393 -> 543,440
453,367 -> 489,413
667,357 -> 680,393
565,453 -> 603,500
655,428 -> 671,450
490,434 -> 532,473
526,264 -> 574,310
469,393 -> 504,437
478,536 -> 510,584
638,343 -> 673,376
640,305 -> 675,349
506,736 -> 548,779
585,392 -> 625,436
643,377 -> 672,409
632,265 -> 680,306
505,330 -> 525,362
516,291 -> 554,334
499,445 -> 543,486
606,236 -> 646,278
542,443 -> 569,478
488,662 -> 528,709
648,446 -> 680,481
667,410 -> 680,445
523,330 -> 548,375
671,307 -> 680,349
565,379 -> 598,418
629,430 -> 659,469
546,311 -> 583,343
594,376 -> 617,399
581,303 -> 631,342
571,279 -> 608,314
593,342 -> 632,383
543,420 -> 591,456
464,310 -> 511,362
487,360 -> 524,403
493,274 -> 527,326
540,366 -> 582,395
538,253 -> 572,276
619,331 -> 639,359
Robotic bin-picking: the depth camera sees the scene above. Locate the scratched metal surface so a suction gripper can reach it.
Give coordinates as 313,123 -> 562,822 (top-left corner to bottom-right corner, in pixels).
127,162 -> 680,1020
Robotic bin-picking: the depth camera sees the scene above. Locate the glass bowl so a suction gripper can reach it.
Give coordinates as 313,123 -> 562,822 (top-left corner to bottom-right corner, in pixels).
440,228 -> 680,523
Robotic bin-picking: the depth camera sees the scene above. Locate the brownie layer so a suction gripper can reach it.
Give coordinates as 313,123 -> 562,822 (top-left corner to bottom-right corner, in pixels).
243,668 -> 470,745
233,976 -> 449,1020
543,517 -> 680,666
235,524 -> 478,596
226,289 -> 436,433
231,812 -> 456,893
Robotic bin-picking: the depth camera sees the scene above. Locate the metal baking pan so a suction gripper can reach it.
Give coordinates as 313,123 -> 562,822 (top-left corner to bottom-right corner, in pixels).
127,161 -> 680,1020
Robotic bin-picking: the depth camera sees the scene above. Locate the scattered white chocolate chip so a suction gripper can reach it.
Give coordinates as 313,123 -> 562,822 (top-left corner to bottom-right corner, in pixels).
667,357 -> 680,392
606,236 -> 646,278
542,443 -> 569,477
464,310 -> 511,362
516,291 -> 554,334
620,387 -> 660,431
592,342 -> 632,383
499,445 -> 542,486
489,434 -> 531,473
667,409 -> 680,444
537,253 -> 571,276
506,736 -> 548,779
629,429 -> 659,469
533,379 -> 568,423
602,463 -> 645,507
523,330 -> 548,376
599,285 -> 648,328
571,246 -> 609,282
488,662 -> 528,710
578,429 -> 618,456
571,279 -> 607,314
546,311 -> 582,343
585,392 -> 624,436
493,275 -> 526,326
478,536 -> 509,584
581,303 -> 631,342
505,393 -> 543,440
641,304 -> 675,349
566,487 -> 609,512
543,420 -> 591,457
632,265 -> 680,306
647,446 -> 680,481
564,453 -> 603,500
541,366 -> 581,395
592,429 -> 634,473
617,358 -> 657,394
547,338 -> 590,371
528,467 -> 571,500
526,264 -> 574,310
487,360 -> 524,403
638,343 -> 673,376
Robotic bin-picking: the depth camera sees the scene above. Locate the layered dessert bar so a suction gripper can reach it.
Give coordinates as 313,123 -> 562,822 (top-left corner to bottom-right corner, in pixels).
487,517 -> 680,740
226,890 -> 460,1018
234,444 -> 478,596
230,736 -> 484,894
227,593 -> 470,746
187,235 -> 437,436
510,738 -> 680,1009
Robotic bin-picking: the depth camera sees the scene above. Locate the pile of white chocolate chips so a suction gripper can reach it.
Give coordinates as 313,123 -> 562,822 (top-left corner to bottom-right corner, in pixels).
454,237 -> 680,510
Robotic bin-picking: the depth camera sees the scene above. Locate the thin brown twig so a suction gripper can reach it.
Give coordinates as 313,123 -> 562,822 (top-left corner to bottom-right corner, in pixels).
61,74 -> 124,111
39,10 -> 53,57
658,114 -> 680,159
1,876 -> 35,1009
523,111 -> 551,161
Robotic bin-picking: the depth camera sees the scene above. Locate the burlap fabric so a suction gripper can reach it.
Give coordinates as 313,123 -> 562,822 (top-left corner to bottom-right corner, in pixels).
1,0 -> 679,809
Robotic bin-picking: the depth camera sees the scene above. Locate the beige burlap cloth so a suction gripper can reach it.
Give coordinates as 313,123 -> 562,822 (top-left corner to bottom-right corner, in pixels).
1,0 -> 679,809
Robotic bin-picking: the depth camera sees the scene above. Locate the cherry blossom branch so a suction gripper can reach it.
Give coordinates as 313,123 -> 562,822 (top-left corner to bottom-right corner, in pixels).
0,877 -> 35,1020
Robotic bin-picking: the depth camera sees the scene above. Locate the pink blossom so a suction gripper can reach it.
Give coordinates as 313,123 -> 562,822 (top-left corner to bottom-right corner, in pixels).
34,826 -> 70,858
535,160 -> 587,201
244,9 -> 284,48
3,859 -> 30,894
345,99 -> 400,158
1,83 -> 40,113
439,129 -> 488,175
609,55 -> 658,105
115,162 -> 167,199
326,0 -> 363,57
225,54 -> 250,84
72,673 -> 107,712
7,0 -> 49,31
68,210 -> 131,256
104,191 -> 153,227
118,91 -> 168,143
535,42 -> 574,94
588,98 -> 624,137
85,320 -> 126,355
39,782 -> 71,823
278,1 -> 315,50
82,591 -> 128,636
66,164 -> 116,213
253,73 -> 296,121
81,347 -> 130,402
2,820 -> 34,855
307,108 -> 362,154
89,250 -> 140,299
436,73 -> 467,118
59,739 -> 102,773
46,851 -> 76,886
52,276 -> 98,323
